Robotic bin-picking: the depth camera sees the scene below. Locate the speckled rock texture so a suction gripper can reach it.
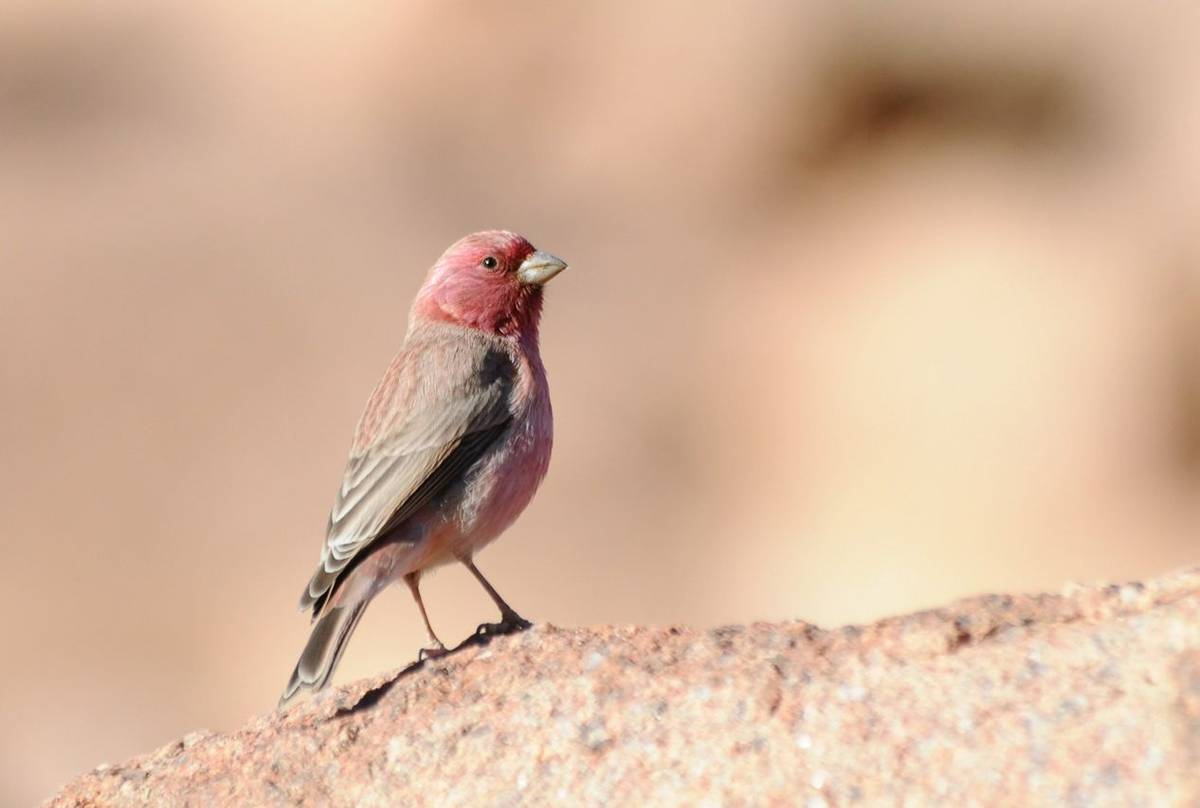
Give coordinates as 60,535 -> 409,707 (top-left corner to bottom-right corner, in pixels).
48,569 -> 1200,807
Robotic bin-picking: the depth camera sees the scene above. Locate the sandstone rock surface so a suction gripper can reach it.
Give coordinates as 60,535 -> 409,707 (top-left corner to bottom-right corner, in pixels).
48,569 -> 1200,806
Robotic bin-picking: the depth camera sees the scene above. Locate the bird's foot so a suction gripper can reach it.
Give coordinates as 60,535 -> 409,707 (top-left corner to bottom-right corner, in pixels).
417,642 -> 448,662
474,612 -> 532,638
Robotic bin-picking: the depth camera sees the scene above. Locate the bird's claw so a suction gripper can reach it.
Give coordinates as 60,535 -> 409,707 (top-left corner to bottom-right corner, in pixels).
417,644 -> 448,662
474,614 -> 532,637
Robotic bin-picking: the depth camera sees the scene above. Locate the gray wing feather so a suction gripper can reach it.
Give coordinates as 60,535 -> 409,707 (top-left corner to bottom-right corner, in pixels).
300,332 -> 515,612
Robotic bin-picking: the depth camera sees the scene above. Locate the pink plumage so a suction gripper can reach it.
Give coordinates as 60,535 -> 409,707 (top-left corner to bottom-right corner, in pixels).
281,230 -> 566,705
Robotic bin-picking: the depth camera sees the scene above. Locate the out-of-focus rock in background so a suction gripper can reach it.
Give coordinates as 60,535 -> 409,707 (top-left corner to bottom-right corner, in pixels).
45,569 -> 1200,806
3,2 -> 1199,803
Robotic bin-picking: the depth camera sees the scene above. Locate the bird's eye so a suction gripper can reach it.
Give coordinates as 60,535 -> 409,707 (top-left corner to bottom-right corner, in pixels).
481,256 -> 499,270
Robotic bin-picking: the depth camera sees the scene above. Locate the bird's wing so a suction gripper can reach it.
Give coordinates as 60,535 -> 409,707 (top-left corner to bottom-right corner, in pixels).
300,330 -> 515,611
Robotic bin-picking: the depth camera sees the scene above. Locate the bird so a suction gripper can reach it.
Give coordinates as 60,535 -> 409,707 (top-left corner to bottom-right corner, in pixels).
280,230 -> 566,706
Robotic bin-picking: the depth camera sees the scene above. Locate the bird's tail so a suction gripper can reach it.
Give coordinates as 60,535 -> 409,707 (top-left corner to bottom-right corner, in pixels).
279,601 -> 368,707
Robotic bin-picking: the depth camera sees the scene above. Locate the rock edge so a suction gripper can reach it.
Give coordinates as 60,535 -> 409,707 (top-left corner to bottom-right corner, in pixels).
48,568 -> 1200,807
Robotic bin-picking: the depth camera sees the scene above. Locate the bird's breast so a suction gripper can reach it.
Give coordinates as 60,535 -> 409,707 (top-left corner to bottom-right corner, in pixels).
452,355 -> 552,553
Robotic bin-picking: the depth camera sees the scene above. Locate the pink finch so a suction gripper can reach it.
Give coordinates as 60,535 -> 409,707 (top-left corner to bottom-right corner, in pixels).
280,231 -> 566,705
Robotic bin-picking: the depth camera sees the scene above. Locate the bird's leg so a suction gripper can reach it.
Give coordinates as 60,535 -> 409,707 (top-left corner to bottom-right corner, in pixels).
461,557 -> 532,636
404,572 -> 448,660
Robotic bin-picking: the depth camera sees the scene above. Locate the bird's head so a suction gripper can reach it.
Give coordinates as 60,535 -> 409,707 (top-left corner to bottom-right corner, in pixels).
412,230 -> 567,340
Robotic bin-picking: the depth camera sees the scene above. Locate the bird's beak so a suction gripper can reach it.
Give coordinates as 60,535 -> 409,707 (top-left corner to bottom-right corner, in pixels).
517,251 -> 568,286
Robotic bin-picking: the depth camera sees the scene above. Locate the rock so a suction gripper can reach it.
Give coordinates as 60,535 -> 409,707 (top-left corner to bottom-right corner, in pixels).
46,569 -> 1200,806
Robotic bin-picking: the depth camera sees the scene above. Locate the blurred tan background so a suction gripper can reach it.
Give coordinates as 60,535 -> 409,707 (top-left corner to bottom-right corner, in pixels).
3,1 -> 1199,803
